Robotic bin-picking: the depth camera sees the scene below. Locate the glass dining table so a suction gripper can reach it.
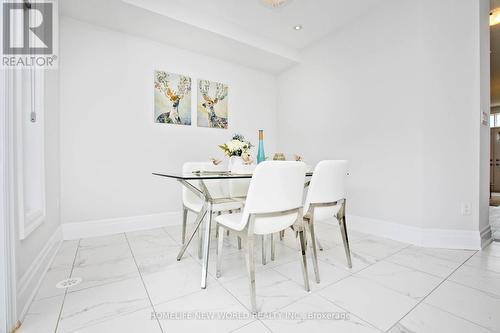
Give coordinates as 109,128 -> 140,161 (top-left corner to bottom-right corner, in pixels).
152,169 -> 313,289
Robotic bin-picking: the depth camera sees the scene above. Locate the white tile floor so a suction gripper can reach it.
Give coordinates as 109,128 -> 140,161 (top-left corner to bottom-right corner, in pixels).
18,220 -> 500,333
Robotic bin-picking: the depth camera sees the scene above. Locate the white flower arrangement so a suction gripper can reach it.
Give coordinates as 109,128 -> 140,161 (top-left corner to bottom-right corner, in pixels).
219,134 -> 253,157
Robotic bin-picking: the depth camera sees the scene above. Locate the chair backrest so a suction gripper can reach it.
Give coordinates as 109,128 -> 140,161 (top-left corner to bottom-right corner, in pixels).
182,162 -> 227,208
228,162 -> 255,198
304,160 -> 348,221
240,161 -> 307,234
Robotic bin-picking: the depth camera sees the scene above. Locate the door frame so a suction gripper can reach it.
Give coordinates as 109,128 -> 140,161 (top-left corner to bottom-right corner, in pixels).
1,3 -> 18,328
1,67 -> 18,333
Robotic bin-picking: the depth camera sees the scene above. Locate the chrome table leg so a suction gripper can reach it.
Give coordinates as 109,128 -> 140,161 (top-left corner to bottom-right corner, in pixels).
200,203 -> 213,289
261,235 -> 267,265
197,223 -> 203,259
270,233 -> 276,261
181,207 -> 188,245
177,204 -> 208,261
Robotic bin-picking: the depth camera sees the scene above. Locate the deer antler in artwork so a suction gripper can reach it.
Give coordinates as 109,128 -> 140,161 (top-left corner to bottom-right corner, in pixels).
176,76 -> 191,100
199,80 -> 211,100
155,71 -> 169,94
155,71 -> 191,101
214,82 -> 228,103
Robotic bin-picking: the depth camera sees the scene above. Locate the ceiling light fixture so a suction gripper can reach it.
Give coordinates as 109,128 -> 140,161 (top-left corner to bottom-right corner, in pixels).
260,0 -> 292,9
293,25 -> 302,31
491,9 -> 500,26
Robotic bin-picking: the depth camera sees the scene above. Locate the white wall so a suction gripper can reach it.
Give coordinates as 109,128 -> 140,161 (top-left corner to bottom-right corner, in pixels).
277,0 -> 489,247
60,17 -> 278,226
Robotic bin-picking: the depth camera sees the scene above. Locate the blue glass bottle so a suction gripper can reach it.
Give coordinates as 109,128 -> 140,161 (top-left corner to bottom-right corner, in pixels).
257,130 -> 265,164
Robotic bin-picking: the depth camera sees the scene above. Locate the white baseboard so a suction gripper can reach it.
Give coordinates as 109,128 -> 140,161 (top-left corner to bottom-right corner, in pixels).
62,211 -> 182,240
347,215 -> 484,250
17,225 -> 63,319
61,211 -> 489,250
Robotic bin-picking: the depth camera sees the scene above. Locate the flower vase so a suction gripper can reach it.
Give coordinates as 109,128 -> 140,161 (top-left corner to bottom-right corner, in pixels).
257,130 -> 265,164
228,156 -> 244,172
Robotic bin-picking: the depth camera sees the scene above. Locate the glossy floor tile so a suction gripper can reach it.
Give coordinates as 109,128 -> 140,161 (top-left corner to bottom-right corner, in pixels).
262,294 -> 380,333
57,277 -> 151,333
423,280 -> 500,332
317,275 -> 418,331
388,302 -> 494,333
18,223 -> 500,333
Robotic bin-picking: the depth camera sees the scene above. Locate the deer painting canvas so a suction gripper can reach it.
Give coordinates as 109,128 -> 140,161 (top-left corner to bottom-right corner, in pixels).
154,71 -> 192,125
197,79 -> 229,129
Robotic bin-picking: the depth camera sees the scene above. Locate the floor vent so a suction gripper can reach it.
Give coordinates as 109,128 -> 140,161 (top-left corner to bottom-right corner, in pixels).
55,277 -> 82,289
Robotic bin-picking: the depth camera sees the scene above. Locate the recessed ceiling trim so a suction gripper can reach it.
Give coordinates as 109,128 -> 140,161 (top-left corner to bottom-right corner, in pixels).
121,0 -> 300,62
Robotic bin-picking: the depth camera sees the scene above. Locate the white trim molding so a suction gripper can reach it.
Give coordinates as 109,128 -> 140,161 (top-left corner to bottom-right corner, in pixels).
62,211 -> 182,240
347,215 -> 487,250
1,56 -> 18,333
61,211 -> 491,251
16,226 -> 62,320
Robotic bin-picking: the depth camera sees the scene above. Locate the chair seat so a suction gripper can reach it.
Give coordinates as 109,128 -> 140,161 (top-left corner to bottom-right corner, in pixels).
230,197 -> 247,203
215,212 -> 246,232
185,200 -> 243,213
304,204 -> 341,222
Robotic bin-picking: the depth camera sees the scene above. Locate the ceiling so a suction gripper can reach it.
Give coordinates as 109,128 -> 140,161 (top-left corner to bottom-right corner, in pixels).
125,0 -> 383,50
60,0 -> 384,73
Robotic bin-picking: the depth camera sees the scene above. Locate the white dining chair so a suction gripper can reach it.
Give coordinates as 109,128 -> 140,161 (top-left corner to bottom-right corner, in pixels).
228,162 -> 255,250
228,162 -> 254,201
215,161 -> 310,312
303,160 -> 351,284
181,162 -> 243,258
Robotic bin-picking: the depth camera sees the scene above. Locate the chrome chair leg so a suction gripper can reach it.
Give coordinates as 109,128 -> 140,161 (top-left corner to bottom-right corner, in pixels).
237,236 -> 242,250
181,207 -> 188,245
307,220 -> 320,283
339,216 -> 352,268
297,228 -> 310,292
317,238 -> 324,251
279,230 -> 284,241
271,233 -> 276,261
216,225 -> 224,278
261,235 -> 267,265
245,235 -> 257,313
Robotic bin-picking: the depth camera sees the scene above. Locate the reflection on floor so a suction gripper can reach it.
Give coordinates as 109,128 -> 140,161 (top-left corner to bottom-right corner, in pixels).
18,220 -> 500,333
491,206 -> 500,241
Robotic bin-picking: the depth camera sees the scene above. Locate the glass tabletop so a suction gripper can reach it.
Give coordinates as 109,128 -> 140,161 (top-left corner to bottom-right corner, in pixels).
152,170 -> 313,180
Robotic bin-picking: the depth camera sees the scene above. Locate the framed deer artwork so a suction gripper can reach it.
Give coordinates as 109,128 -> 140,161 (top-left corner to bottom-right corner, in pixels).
197,79 -> 229,129
154,70 -> 192,125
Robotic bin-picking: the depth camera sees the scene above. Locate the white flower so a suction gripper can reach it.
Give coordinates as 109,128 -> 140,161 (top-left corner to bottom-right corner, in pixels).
227,139 -> 244,152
